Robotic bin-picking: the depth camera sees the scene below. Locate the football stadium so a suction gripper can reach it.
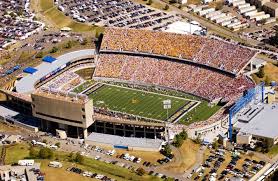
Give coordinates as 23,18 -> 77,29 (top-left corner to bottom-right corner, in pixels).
0,28 -> 260,150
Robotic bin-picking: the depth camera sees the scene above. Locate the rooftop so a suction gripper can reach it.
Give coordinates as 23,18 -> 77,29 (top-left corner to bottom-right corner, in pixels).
234,103 -> 278,139
16,49 -> 95,94
86,132 -> 163,150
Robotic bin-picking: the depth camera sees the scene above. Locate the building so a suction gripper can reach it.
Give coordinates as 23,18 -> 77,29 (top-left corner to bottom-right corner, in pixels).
263,2 -> 278,17
0,163 -> 41,181
234,102 -> 278,146
31,89 -> 94,138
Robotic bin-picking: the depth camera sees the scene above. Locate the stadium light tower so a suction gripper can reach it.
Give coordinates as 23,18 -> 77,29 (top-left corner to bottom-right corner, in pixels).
163,100 -> 171,143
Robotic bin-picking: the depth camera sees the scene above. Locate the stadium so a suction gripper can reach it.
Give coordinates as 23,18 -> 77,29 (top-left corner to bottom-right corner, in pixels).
0,28 -> 259,150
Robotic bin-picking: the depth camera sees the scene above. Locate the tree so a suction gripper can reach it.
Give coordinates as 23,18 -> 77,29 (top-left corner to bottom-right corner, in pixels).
38,148 -> 53,159
265,76 -> 271,86
29,147 -> 38,158
194,135 -> 202,144
80,38 -> 88,45
75,152 -> 84,164
163,144 -> 172,157
50,46 -> 58,53
212,141 -> 219,150
257,67 -> 265,78
163,4 -> 169,10
180,129 -> 188,140
55,142 -> 61,148
136,167 -> 146,176
35,52 -> 43,58
64,41 -> 72,49
215,2 -> 224,10
68,152 -> 75,162
146,0 -> 153,5
173,134 -> 184,147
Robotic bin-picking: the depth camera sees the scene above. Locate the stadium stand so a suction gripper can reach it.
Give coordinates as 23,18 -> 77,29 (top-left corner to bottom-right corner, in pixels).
94,54 -> 254,102
100,28 -> 257,74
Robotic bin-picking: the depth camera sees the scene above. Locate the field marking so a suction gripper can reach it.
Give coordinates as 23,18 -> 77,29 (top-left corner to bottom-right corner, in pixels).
102,83 -> 200,103
90,83 -> 203,122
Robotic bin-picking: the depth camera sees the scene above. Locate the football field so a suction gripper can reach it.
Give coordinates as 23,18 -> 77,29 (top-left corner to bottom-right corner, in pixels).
88,84 -> 192,121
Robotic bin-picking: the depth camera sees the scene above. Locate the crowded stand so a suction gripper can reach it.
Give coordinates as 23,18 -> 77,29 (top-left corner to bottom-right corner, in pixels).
0,0 -> 44,49
94,54 -> 254,102
56,0 -> 178,30
41,63 -> 94,92
100,28 -> 257,74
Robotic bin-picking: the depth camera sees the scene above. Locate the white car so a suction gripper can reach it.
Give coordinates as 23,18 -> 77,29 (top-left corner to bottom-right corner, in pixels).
95,156 -> 101,160
95,175 -> 104,179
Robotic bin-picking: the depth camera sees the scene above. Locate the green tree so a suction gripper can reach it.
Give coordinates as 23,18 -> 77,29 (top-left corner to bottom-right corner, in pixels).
136,167 -> 146,176
194,135 -> 202,144
164,4 -> 169,10
212,141 -> 219,149
35,51 -> 43,58
29,147 -> 38,158
173,134 -> 184,147
38,148 -> 53,159
146,0 -> 153,5
75,152 -> 84,164
50,46 -> 58,53
180,129 -> 188,140
163,144 -> 172,157
257,67 -> 265,78
68,152 -> 75,162
64,41 -> 72,49
265,76 -> 271,86
55,142 -> 61,148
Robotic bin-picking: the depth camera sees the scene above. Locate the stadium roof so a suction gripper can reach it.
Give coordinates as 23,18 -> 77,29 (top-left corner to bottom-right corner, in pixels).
42,56 -> 56,63
86,132 -> 163,150
16,49 -> 95,94
235,103 -> 278,139
23,67 -> 37,74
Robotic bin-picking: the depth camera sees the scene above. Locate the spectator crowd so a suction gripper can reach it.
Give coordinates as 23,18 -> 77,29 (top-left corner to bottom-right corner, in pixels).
101,28 -> 257,74
94,54 -> 254,102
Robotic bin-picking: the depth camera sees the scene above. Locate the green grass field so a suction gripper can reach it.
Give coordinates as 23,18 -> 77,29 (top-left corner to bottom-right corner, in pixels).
88,84 -> 191,121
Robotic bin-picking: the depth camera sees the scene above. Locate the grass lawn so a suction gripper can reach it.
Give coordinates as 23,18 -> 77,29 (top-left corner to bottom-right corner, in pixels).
89,84 -> 191,121
179,101 -> 222,125
5,143 -> 30,164
114,149 -> 164,164
4,143 -> 161,181
159,139 -> 200,174
39,0 -> 103,33
40,160 -> 96,181
267,144 -> 278,158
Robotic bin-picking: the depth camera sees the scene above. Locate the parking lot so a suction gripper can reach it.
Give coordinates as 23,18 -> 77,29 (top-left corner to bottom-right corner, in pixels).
56,0 -> 179,30
191,146 -> 267,181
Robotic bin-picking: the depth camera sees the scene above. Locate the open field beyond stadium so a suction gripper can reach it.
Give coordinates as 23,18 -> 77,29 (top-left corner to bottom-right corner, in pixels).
88,84 -> 195,121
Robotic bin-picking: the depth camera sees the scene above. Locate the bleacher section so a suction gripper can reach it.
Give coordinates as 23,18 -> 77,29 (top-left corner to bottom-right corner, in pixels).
94,54 -> 254,102
100,28 -> 257,74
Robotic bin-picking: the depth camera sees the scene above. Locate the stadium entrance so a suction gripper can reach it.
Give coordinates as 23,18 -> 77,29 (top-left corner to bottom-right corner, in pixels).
88,120 -> 165,139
